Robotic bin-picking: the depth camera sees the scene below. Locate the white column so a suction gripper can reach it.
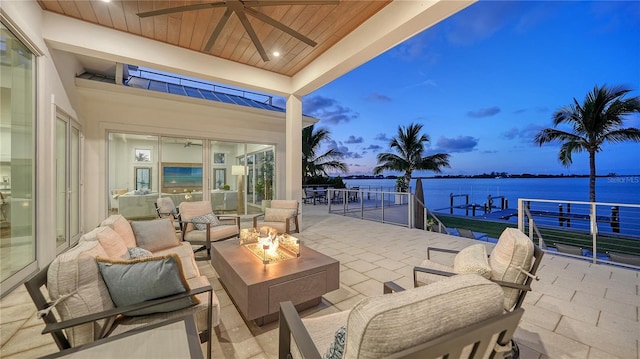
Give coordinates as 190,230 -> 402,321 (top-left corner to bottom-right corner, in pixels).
285,95 -> 302,202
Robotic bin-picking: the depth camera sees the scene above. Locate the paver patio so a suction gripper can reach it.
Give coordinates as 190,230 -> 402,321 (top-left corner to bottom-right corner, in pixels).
1,205 -> 638,358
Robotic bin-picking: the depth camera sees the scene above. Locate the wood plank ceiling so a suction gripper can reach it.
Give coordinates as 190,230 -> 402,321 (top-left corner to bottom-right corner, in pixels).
37,0 -> 392,77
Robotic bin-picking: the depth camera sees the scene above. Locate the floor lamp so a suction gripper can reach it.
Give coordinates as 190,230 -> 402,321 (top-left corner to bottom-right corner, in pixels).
232,165 -> 247,215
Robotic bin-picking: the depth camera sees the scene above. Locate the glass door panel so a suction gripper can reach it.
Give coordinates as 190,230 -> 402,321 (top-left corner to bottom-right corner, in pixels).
55,118 -> 67,247
0,22 -> 36,284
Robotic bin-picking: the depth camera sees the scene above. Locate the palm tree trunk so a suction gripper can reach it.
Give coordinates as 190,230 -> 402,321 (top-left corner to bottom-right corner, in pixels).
589,151 -> 596,202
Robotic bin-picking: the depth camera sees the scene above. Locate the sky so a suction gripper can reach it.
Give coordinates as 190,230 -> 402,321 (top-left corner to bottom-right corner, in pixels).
275,0 -> 640,177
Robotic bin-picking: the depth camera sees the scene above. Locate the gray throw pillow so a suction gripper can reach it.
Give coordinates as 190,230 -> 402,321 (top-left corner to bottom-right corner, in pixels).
96,254 -> 199,316
191,212 -> 220,230
324,326 -> 346,359
130,218 -> 179,252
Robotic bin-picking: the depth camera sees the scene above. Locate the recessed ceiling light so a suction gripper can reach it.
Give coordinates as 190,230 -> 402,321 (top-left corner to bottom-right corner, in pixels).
102,0 -> 111,2
273,51 -> 280,57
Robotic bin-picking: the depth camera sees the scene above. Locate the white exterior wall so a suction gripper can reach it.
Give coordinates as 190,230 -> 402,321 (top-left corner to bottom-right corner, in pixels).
77,81 -> 288,228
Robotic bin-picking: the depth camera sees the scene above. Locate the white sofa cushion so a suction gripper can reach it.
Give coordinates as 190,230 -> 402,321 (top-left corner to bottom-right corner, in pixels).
101,215 -> 137,248
47,235 -> 115,347
153,242 -> 201,279
490,228 -> 534,310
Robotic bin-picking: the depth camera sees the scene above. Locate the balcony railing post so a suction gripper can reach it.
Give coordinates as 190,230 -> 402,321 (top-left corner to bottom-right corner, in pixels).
517,199 -> 524,231
590,202 -> 598,264
408,193 -> 413,228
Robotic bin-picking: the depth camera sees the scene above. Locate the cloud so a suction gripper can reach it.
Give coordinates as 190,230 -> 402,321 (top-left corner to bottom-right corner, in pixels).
436,136 -> 479,153
374,133 -> 389,141
303,96 -> 359,125
365,144 -> 383,152
446,2 -> 524,46
388,31 -> 439,62
345,136 -> 364,144
514,109 -> 527,114
365,93 -> 392,102
502,124 -> 546,142
467,106 -> 501,118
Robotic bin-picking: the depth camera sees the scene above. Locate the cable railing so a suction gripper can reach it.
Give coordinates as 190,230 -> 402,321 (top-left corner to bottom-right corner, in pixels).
517,199 -> 640,269
323,189 -> 640,269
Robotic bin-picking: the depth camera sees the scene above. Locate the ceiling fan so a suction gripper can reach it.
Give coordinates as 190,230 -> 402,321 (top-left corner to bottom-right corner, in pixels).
137,0 -> 339,62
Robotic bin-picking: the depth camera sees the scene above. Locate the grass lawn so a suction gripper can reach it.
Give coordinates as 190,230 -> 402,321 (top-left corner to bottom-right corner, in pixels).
434,214 -> 640,255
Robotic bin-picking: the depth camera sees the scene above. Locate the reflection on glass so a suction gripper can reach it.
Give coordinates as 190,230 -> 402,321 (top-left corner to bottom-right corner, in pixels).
1,23 -> 36,283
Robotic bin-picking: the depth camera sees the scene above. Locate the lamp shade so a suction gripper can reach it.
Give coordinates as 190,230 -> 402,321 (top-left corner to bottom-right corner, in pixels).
232,165 -> 247,176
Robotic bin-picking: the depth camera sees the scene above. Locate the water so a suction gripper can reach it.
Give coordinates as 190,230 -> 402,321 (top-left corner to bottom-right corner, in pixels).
343,176 -> 640,211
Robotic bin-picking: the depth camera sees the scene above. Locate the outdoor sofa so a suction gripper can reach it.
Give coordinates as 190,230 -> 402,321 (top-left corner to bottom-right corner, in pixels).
25,214 -> 219,358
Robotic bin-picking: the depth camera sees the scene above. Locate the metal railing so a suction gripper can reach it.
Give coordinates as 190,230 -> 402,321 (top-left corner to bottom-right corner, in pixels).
518,199 -> 640,269
324,189 -> 640,269
327,188 -> 413,227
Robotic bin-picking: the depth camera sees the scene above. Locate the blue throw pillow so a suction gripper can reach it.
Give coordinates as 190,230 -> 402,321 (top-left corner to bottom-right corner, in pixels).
324,326 -> 346,359
191,212 -> 220,230
97,254 -> 199,316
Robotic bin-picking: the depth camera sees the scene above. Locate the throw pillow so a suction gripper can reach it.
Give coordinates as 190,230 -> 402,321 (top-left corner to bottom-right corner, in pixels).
324,326 -> 346,359
96,226 -> 130,259
264,208 -> 296,222
191,212 -> 220,231
453,244 -> 492,279
128,247 -> 153,259
130,218 -> 179,252
96,254 -> 199,316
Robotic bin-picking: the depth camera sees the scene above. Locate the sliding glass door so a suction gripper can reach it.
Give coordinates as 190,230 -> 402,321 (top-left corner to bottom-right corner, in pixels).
108,133 -> 275,218
0,21 -> 36,286
55,112 -> 82,249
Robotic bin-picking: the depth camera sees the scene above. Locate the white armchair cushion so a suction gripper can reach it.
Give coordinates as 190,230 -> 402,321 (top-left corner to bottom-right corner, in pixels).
490,228 -> 534,310
453,243 -> 491,279
345,274 -> 504,358
264,208 -> 296,222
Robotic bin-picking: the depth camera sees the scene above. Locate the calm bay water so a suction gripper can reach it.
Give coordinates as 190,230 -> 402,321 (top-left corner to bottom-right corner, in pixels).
343,177 -> 640,211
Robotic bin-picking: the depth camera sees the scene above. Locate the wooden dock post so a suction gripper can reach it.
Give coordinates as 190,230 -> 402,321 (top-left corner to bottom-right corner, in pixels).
558,204 -> 564,227
611,206 -> 620,233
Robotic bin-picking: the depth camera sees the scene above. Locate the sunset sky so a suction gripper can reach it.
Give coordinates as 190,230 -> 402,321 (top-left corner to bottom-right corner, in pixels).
280,0 -> 640,176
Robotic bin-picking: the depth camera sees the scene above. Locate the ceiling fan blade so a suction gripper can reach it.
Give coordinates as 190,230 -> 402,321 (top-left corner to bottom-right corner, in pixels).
235,9 -> 270,62
203,8 -> 233,52
137,2 -> 226,18
242,1 -> 340,7
244,7 -> 316,47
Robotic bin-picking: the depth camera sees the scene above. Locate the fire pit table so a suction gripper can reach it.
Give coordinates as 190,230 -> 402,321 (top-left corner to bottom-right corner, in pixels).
211,235 -> 339,325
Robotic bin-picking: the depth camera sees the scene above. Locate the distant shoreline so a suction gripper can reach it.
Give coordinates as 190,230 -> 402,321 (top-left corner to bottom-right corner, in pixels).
342,174 -> 640,180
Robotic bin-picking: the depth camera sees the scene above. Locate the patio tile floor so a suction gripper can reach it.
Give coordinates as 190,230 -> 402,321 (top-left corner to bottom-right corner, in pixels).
1,204 -> 638,358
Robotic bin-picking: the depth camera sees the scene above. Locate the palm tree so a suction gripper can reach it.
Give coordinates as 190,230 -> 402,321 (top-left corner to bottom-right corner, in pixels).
302,125 -> 348,184
534,84 -> 640,202
374,123 -> 450,191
